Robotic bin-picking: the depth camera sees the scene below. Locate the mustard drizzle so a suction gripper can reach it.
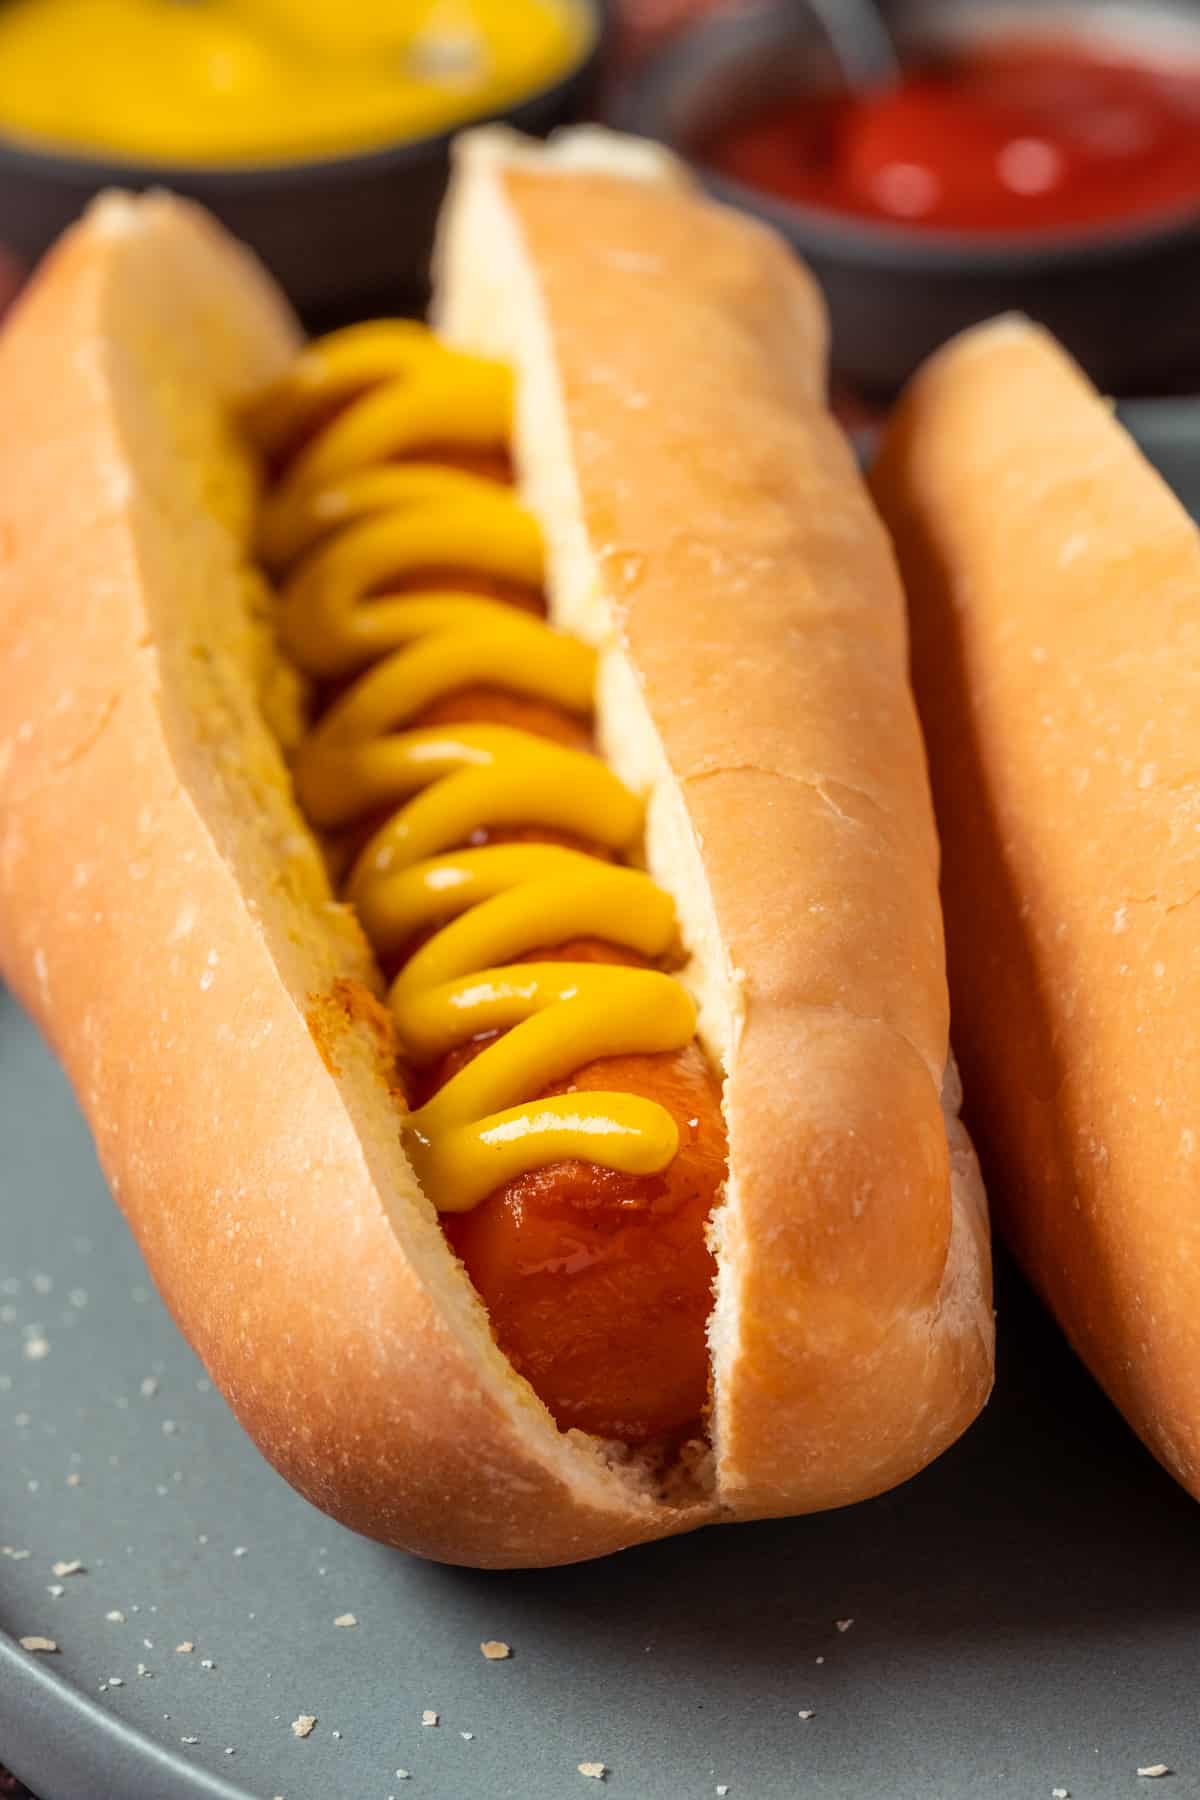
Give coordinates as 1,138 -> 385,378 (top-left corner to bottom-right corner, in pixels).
248,323 -> 697,1212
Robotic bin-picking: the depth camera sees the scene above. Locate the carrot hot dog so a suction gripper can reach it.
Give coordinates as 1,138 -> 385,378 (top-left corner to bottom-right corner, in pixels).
0,126 -> 993,1566
252,327 -> 725,1447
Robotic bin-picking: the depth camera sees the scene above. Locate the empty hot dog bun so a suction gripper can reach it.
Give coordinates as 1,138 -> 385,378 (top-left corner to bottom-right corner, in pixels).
0,126 -> 992,1568
872,318 -> 1200,1498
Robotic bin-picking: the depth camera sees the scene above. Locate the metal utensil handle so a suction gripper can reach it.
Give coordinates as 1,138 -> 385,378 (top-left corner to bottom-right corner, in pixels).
801,0 -> 900,88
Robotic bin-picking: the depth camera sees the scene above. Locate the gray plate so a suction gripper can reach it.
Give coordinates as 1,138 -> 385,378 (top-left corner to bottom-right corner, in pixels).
4,411 -> 1200,1800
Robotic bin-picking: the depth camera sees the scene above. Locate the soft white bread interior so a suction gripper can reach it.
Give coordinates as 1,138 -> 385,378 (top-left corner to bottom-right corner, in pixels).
0,129 -> 991,1568
438,127 -> 993,1513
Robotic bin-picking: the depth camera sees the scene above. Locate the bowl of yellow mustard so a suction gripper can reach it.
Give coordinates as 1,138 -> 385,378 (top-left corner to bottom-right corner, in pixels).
0,0 -> 607,320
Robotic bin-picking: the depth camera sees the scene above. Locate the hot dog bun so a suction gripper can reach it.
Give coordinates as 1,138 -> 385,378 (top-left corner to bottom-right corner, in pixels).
872,316 -> 1200,1498
0,127 -> 992,1567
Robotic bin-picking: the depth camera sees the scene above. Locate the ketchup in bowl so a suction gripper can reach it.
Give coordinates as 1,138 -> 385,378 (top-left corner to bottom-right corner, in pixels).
701,28 -> 1200,235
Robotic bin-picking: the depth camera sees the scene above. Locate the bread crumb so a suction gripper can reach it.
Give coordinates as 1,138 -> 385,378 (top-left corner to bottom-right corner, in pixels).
1052,1789 -> 1070,1797
481,1640 -> 511,1660
422,1709 -> 439,1727
66,1473 -> 82,1488
835,1618 -> 854,1633
24,1336 -> 50,1361
717,1788 -> 730,1796
461,1730 -> 474,1740
291,1715 -> 317,1739
181,1736 -> 199,1746
176,1642 -> 194,1654
19,1637 -> 57,1653
578,1762 -> 607,1780
52,1560 -> 84,1578
201,1658 -> 215,1670
798,1710 -> 816,1720
333,1612 -> 357,1628
47,1585 -> 64,1599
107,1677 -> 124,1688
140,1377 -> 159,1397
1138,1768 -> 1171,1780
2,1548 -> 31,1561
106,1610 -> 126,1623
232,1546 -> 248,1558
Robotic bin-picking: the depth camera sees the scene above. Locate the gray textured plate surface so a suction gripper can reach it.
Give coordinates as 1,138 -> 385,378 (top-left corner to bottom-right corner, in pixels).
3,413 -> 1200,1800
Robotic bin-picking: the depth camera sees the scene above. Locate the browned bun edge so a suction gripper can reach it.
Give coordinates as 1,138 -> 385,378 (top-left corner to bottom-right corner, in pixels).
435,127 -> 994,1513
872,316 -> 1200,1499
0,132 -> 992,1567
0,187 -> 713,1567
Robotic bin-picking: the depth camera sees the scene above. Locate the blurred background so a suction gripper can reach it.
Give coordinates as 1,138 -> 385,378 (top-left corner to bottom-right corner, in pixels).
0,0 -> 1198,404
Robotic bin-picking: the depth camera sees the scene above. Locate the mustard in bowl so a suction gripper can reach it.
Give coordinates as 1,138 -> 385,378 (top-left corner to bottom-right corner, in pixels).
0,0 -> 606,320
0,0 -> 593,166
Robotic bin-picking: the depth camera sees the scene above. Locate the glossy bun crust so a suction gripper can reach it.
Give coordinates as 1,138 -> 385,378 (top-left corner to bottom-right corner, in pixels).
0,131 -> 992,1566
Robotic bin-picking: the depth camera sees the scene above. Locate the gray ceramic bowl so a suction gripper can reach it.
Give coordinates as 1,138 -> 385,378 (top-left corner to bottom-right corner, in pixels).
617,0 -> 1200,397
0,0 -> 609,329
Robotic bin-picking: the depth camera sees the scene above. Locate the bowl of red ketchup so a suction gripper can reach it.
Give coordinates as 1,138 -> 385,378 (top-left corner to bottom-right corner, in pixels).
618,0 -> 1200,395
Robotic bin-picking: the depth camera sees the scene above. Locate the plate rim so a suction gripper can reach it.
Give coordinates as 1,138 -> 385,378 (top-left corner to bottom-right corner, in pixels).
0,1591 -> 258,1799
